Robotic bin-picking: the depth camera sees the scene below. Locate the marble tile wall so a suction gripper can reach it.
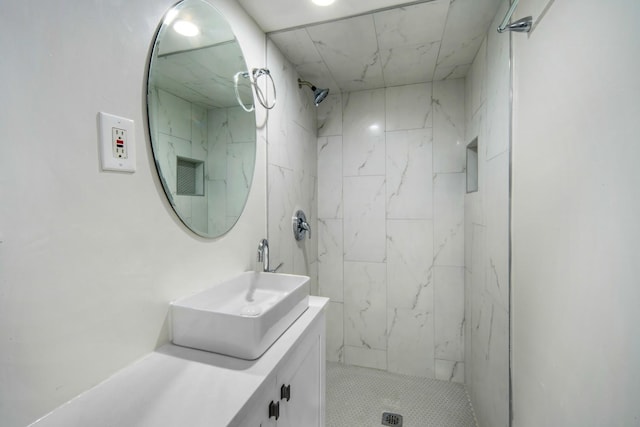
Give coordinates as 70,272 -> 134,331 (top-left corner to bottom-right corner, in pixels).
150,87 -> 258,237
207,105 -> 256,235
463,1 -> 510,426
266,39 -> 318,295
316,80 -> 466,382
151,88 -> 209,232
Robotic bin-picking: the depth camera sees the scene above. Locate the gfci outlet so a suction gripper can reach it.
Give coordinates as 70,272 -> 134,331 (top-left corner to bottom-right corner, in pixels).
98,112 -> 135,172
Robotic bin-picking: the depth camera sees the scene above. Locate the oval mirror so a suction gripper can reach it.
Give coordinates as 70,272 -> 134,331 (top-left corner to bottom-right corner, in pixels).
147,0 -> 256,238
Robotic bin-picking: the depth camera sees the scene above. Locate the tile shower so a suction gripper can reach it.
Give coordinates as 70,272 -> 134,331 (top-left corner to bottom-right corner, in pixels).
263,3 -> 511,425
316,80 -> 467,382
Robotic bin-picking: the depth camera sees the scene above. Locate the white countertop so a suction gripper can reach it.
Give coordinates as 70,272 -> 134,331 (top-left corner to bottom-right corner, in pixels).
30,296 -> 329,427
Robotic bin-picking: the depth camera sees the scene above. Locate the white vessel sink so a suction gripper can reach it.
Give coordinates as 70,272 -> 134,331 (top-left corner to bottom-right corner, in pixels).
170,272 -> 310,360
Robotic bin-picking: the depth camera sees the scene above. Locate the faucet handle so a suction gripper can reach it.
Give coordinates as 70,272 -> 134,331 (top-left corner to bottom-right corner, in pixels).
268,262 -> 284,273
293,210 -> 311,241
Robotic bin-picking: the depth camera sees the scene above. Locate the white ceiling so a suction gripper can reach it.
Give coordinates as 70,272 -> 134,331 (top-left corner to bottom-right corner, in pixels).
238,0 -> 504,93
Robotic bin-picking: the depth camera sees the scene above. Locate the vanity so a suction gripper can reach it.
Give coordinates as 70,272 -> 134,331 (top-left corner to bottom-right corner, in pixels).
31,295 -> 328,426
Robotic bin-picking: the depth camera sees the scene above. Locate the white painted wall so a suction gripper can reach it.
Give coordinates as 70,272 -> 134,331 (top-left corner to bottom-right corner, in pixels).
512,0 -> 640,425
0,1 -> 269,426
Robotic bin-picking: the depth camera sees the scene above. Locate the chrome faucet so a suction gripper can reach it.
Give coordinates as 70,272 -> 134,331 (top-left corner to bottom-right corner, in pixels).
257,238 -> 283,273
257,238 -> 270,272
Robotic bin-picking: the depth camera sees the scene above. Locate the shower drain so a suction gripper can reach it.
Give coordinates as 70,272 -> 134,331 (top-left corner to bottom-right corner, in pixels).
381,412 -> 403,426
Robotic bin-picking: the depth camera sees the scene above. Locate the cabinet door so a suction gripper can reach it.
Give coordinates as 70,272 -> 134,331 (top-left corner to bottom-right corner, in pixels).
277,333 -> 321,427
232,381 -> 277,427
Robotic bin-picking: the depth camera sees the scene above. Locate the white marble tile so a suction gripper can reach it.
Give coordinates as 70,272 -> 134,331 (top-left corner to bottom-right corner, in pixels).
466,38 -> 487,123
342,89 -> 386,177
317,93 -> 343,137
471,224 -> 486,284
326,301 -> 345,363
191,192 -> 208,233
266,98 -> 293,172
207,109 -> 228,181
484,152 -> 510,311
387,307 -> 435,378
343,176 -> 386,263
290,60 -> 341,100
485,1 -> 511,160
386,220 -> 434,310
158,133 -> 192,196
434,266 -> 465,362
433,173 -> 465,267
191,105 -> 208,157
385,83 -> 432,131
469,296 -> 509,427
293,230 -> 317,293
464,193 -> 484,268
207,179 -> 226,236
463,268 -> 473,386
265,36 -> 320,299
156,89 -> 192,140
291,167 -> 317,274
380,42 -> 440,87
435,359 -> 465,383
433,63 -> 472,82
306,15 -> 384,92
373,0 -> 449,49
317,136 -> 343,219
267,164 -> 295,274
344,261 -> 387,351
318,219 -> 344,302
226,142 -> 254,218
344,346 -> 387,371
269,29 -> 323,65
174,194 -> 192,226
435,0 -> 502,70
386,129 -> 433,219
227,106 -> 256,143
464,198 -> 473,272
433,79 -> 466,173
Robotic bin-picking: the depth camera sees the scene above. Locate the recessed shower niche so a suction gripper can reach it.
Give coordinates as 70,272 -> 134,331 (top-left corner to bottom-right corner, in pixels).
466,138 -> 478,193
176,157 -> 205,196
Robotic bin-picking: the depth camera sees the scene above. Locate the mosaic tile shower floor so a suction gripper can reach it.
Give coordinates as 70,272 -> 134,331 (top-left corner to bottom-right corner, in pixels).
326,362 -> 477,427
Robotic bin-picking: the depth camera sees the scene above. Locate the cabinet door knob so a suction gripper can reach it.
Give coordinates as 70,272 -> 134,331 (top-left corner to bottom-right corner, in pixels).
280,384 -> 291,401
268,400 -> 280,420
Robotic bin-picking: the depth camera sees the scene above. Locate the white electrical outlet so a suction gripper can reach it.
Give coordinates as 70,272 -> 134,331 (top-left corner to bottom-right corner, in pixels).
98,112 -> 135,172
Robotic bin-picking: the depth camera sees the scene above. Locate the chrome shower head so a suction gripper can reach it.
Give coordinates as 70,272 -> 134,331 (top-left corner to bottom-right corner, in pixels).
298,79 -> 330,106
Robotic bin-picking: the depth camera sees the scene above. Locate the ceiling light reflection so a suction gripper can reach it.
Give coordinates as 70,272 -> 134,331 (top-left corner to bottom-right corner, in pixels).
312,0 -> 336,6
173,20 -> 200,37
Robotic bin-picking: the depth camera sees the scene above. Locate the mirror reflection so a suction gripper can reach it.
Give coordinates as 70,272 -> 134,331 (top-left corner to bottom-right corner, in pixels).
147,0 -> 256,238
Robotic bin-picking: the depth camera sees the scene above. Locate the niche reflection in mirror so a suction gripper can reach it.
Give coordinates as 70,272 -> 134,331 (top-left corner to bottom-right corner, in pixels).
147,0 -> 256,238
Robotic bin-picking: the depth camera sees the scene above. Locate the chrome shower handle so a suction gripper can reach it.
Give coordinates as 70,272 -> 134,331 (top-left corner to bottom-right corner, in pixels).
293,210 -> 311,241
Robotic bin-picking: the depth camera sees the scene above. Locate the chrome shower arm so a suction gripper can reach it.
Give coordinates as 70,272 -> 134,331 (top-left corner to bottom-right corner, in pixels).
497,0 -> 532,33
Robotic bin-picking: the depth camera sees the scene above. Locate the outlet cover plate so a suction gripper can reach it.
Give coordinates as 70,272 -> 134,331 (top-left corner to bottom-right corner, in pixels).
98,112 -> 135,172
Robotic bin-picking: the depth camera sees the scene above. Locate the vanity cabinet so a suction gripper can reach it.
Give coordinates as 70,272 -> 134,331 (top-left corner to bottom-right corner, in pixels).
234,310 -> 325,427
30,297 -> 328,427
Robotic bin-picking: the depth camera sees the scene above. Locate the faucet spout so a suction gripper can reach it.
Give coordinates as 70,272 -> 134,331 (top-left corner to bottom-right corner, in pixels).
257,238 -> 269,272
